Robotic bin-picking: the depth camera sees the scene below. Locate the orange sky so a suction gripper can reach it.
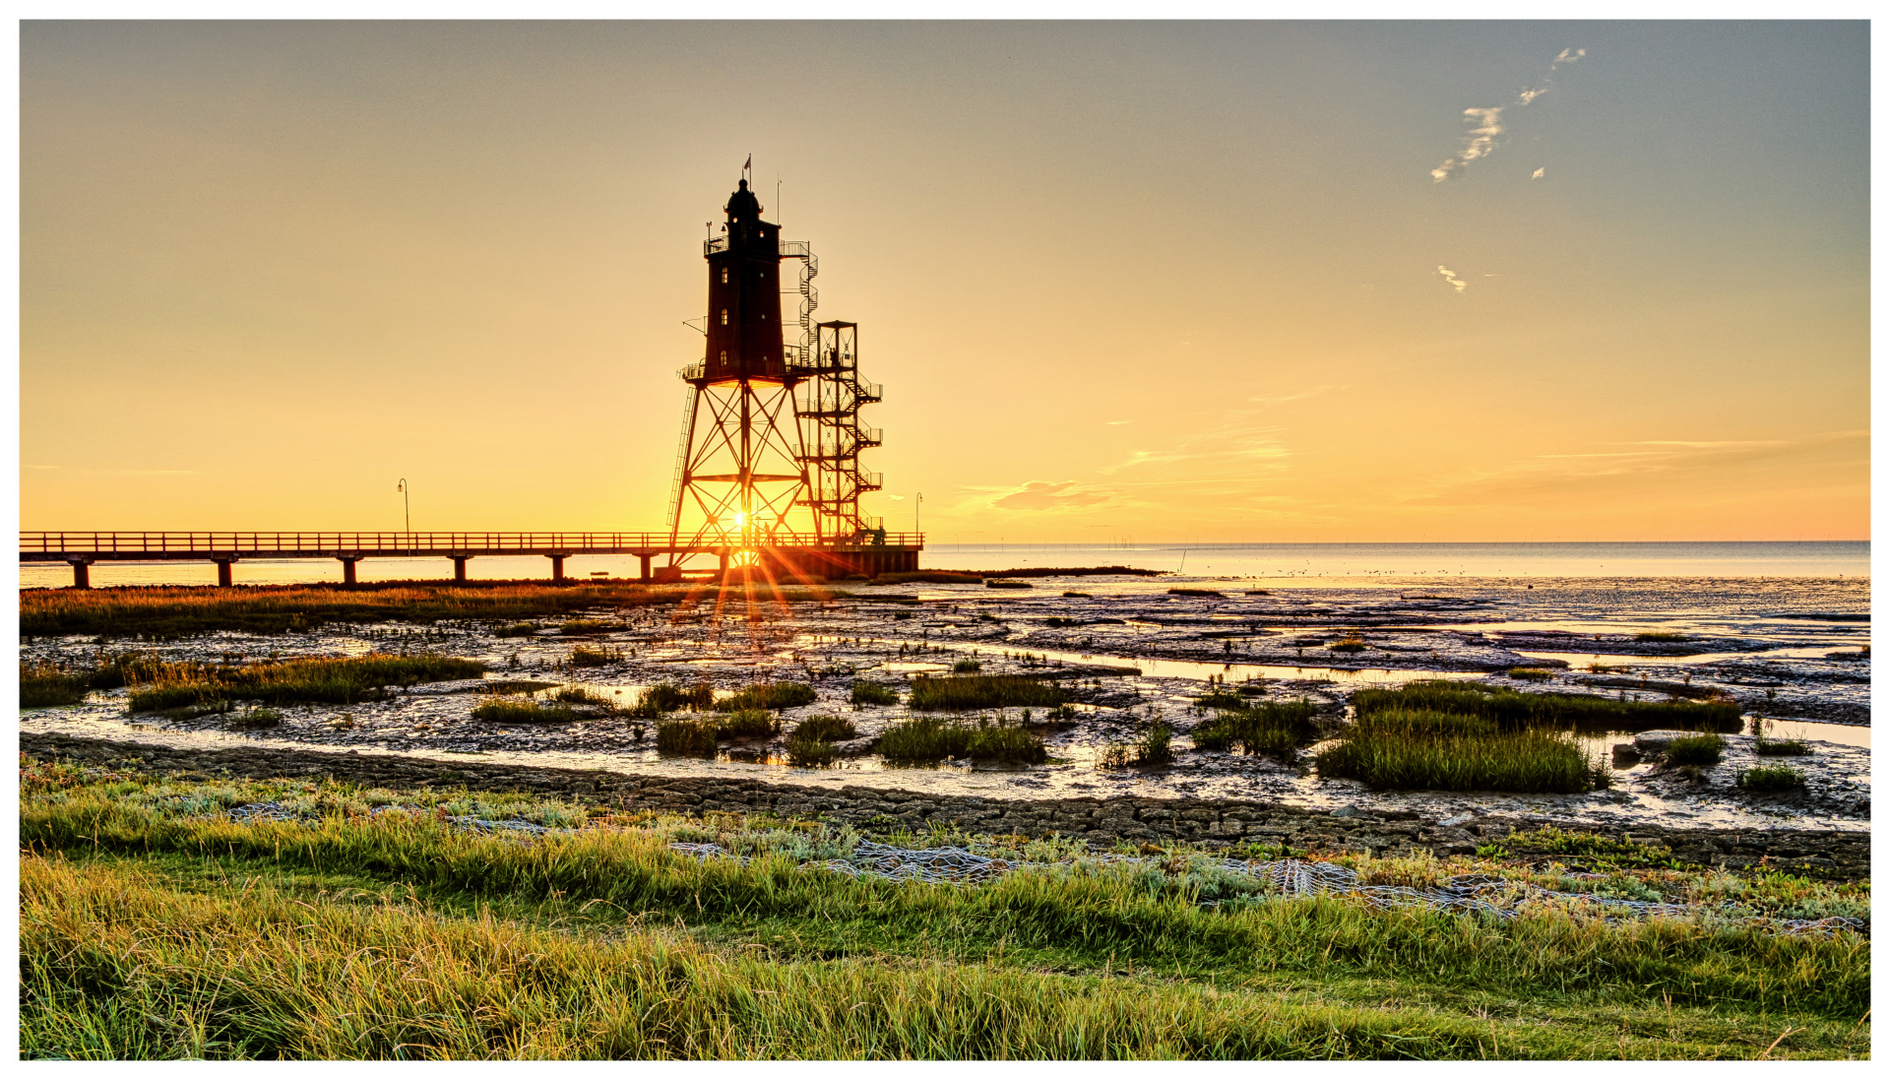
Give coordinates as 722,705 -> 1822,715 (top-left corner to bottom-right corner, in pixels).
18,21 -> 1869,542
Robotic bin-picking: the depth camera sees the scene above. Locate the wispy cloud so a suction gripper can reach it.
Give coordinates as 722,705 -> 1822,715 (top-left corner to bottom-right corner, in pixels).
989,480 -> 1118,512
1430,107 -> 1504,182
1436,265 -> 1467,293
1431,49 -> 1584,181
1104,420 -> 1131,425
1531,166 -> 1545,180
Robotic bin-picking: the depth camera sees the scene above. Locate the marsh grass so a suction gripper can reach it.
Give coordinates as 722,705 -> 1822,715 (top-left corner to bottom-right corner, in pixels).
908,675 -> 1065,712
1754,739 -> 1811,756
719,709 -> 781,738
1506,668 -> 1554,682
1664,734 -> 1725,767
637,681 -> 715,714
552,686 -> 616,708
793,715 -> 859,742
470,699 -> 586,724
1314,709 -> 1609,794
848,681 -> 898,707
18,582 -> 716,640
1099,723 -> 1173,769
126,654 -> 486,712
20,662 -> 90,707
713,682 -> 817,712
1352,680 -> 1742,732
1190,701 -> 1319,758
1634,632 -> 1689,643
1327,634 -> 1368,654
567,644 -> 625,668
656,719 -> 720,756
985,580 -> 1032,590
877,716 -> 1048,764
559,620 -> 617,635
495,622 -> 538,638
15,762 -> 1872,1059
225,708 -> 284,731
952,659 -> 983,673
1737,765 -> 1808,793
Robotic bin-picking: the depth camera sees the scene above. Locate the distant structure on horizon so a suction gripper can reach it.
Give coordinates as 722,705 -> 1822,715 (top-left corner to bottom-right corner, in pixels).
662,171 -> 918,580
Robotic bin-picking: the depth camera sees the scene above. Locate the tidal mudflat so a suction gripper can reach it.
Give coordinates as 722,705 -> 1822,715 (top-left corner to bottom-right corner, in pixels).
19,573 -> 1870,836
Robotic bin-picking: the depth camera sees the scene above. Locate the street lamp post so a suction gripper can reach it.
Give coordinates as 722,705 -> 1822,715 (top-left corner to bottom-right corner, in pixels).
397,479 -> 410,551
916,493 -> 923,537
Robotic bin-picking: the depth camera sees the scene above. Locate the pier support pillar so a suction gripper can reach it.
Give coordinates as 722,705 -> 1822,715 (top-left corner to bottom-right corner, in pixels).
451,556 -> 470,583
639,553 -> 652,584
214,558 -> 236,587
339,557 -> 360,586
68,559 -> 92,589
549,554 -> 566,583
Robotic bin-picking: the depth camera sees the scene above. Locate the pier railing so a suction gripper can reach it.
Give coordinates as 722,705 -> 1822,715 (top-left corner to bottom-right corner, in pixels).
20,530 -> 925,557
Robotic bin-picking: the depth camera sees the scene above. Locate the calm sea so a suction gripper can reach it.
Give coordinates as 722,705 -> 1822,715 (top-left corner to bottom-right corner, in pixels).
14,540 -> 1868,589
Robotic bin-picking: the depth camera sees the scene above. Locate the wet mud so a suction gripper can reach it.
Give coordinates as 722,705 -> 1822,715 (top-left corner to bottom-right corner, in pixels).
19,575 -> 1870,836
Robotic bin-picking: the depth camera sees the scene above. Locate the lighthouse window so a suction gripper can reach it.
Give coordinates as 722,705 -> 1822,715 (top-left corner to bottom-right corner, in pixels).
719,351 -> 727,363
720,268 -> 728,284
720,309 -> 728,325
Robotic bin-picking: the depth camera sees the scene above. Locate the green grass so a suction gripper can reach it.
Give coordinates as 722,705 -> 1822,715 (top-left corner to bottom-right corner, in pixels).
953,659 -> 983,673
15,759 -> 1872,1059
907,675 -> 1066,712
1506,668 -> 1554,682
1665,734 -> 1725,767
655,719 -> 720,756
1314,709 -> 1609,794
1352,680 -> 1743,732
849,681 -> 898,707
713,682 -> 818,713
1754,740 -> 1811,756
1737,765 -> 1808,793
876,716 -> 1048,764
470,699 -> 586,724
125,654 -> 486,712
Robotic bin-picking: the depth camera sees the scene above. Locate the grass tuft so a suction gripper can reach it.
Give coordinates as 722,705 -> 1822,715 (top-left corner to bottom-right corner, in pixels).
1314,709 -> 1609,794
1664,734 -> 1724,767
714,682 -> 817,713
908,675 -> 1065,712
126,654 -> 485,712
1352,680 -> 1742,732
877,716 -> 1048,764
656,719 -> 720,755
720,709 -> 781,738
1191,701 -> 1319,758
1737,765 -> 1808,793
470,699 -> 585,724
849,681 -> 898,707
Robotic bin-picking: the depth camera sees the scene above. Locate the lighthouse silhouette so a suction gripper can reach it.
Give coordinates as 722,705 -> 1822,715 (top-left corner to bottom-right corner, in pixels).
664,171 -> 912,581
